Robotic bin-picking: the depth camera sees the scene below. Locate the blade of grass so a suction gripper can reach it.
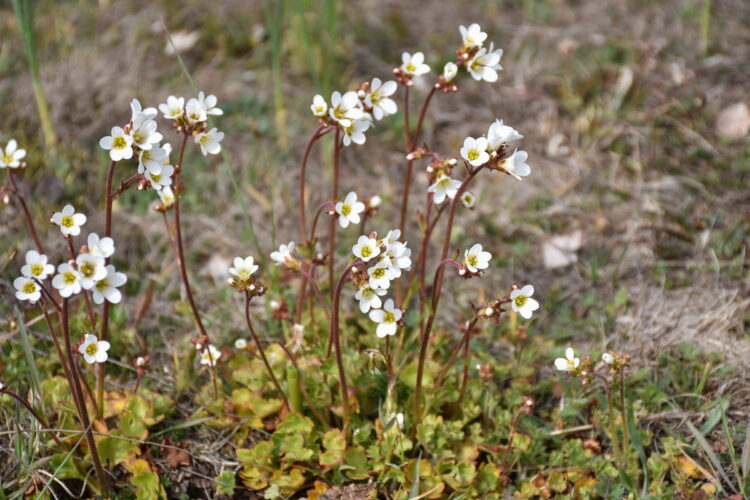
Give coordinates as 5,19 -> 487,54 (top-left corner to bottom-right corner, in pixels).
408,452 -> 422,499
15,306 -> 42,408
262,0 -> 288,149
686,419 -> 735,493
742,417 -> 750,482
625,405 -> 648,496
721,407 -> 743,495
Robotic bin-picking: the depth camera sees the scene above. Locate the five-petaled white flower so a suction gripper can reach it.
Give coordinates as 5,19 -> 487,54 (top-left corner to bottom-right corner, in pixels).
463,243 -> 492,273
0,139 -> 26,168
352,235 -> 380,262
487,119 -> 523,151
270,242 -> 296,266
400,52 -> 430,77
145,164 -> 174,190
428,175 -> 462,204
335,191 -> 366,228
87,233 -> 115,259
329,91 -> 364,128
100,126 -> 134,162
51,205 -> 87,236
467,43 -> 503,82
510,284 -> 540,319
461,191 -> 476,208
76,252 -> 107,290
459,23 -> 488,48
365,78 -> 398,120
229,256 -> 259,282
310,94 -> 328,117
129,118 -> 162,151
369,299 -> 402,338
159,95 -> 185,120
198,91 -> 223,116
200,344 -> 221,366
460,136 -> 490,167
384,240 -> 412,275
21,250 -> 54,280
195,128 -> 224,156
368,261 -> 394,290
354,283 -> 387,313
602,352 -> 614,365
501,150 -> 531,180
92,265 -> 127,304
52,263 -> 82,297
79,334 -> 111,364
130,99 -> 157,126
342,118 -> 371,147
442,62 -> 458,83
14,276 -> 41,302
138,144 -> 169,175
555,347 -> 580,372
159,186 -> 176,208
235,338 -> 248,350
185,98 -> 208,125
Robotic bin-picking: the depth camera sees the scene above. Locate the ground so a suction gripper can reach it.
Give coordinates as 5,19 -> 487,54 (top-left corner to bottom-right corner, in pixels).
0,0 -> 748,498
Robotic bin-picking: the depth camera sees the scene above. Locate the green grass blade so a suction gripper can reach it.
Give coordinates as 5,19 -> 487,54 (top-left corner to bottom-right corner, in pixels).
686,420 -> 734,493
15,306 -> 43,408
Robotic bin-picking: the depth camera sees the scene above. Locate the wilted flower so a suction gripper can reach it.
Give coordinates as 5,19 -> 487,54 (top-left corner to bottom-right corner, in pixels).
51,204 -> 87,237
0,139 -> 26,168
369,299 -> 402,338
510,284 -> 540,319
79,334 -> 110,364
555,347 -> 580,372
21,250 -> 54,280
335,191 -> 366,228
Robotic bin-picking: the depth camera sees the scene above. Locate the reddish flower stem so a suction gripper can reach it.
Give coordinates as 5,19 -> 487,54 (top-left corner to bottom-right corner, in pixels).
328,129 -> 342,299
299,125 -> 332,245
7,169 -> 45,254
97,160 -> 116,420
435,317 -> 478,389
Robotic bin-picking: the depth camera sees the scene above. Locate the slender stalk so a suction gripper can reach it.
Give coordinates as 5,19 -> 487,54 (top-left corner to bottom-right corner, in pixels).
605,383 -> 621,466
328,129 -> 342,299
298,125 -> 331,244
436,317 -> 478,388
97,160 -> 116,420
413,166 -> 483,424
619,369 -> 629,456
295,266 -> 331,322
7,169 -> 44,254
1,388 -> 64,448
243,294 -> 289,410
62,299 -> 109,492
74,360 -> 99,418
458,335 -> 471,404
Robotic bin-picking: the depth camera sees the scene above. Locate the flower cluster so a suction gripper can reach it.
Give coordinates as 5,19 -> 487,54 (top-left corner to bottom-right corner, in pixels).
456,23 -> 504,83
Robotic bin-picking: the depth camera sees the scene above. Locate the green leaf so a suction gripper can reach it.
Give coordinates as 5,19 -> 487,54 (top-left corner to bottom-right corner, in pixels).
124,459 -> 166,500
98,436 -> 140,467
237,441 -> 274,467
275,412 -> 314,435
320,428 -> 347,467
280,434 -> 313,462
215,470 -> 236,495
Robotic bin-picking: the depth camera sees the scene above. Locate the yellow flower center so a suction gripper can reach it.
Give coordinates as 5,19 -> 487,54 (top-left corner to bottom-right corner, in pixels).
567,359 -> 576,366
132,131 -> 145,144
514,295 -> 527,307
383,311 -> 395,323
95,279 -> 108,291
467,150 -> 480,161
63,272 -> 77,285
198,134 -> 210,145
79,261 -> 95,278
467,255 -> 478,267
151,173 -> 162,182
360,246 -> 372,258
372,268 -> 385,278
340,204 -> 351,216
315,106 -> 325,113
30,264 -> 44,276
22,281 -> 37,294
61,215 -> 74,228
2,153 -> 13,164
406,63 -> 416,73
112,136 -> 127,150
85,343 -> 98,356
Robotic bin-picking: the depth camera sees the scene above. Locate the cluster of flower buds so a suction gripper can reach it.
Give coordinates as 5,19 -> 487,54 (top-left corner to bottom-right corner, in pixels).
520,395 -> 536,415
601,351 -> 630,374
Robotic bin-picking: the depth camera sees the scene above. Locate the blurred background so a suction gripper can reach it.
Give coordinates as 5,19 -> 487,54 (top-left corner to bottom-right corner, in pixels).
1,0 -> 748,414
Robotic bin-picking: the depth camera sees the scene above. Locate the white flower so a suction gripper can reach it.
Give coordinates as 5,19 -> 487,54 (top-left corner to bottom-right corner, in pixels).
76,253 -> 107,290
198,91 -> 223,116
335,192 -> 366,228
367,261 -> 394,290
329,91 -> 364,128
352,235 -> 380,262
92,265 -> 127,304
129,119 -> 162,151
354,283 -> 387,313
0,139 -> 26,168
400,52 -> 430,77
99,126 -> 134,162
270,242 -> 296,265
130,98 -> 157,127
467,42 -> 503,82
159,95 -> 185,120
195,128 -> 224,156
510,284 -> 540,319
235,338 -> 248,350
427,175 -> 462,204
145,164 -> 174,190
501,150 -> 531,180
138,144 -> 169,174
369,195 -> 382,209
310,94 -> 328,117
459,23 -> 488,48
461,191 -> 476,208
185,98 -> 207,125
365,78 -> 398,120
342,118 -> 371,147
383,240 -> 411,276
52,263 -> 82,297
487,119 -> 523,151
87,233 -> 115,259
51,205 -> 87,237
14,276 -> 41,302
602,352 -> 614,364
79,334 -> 111,364
555,347 -> 580,372
369,299 -> 402,338
229,256 -> 258,282
136,356 -> 147,367
200,344 -> 221,366
159,186 -> 176,207
463,243 -> 492,273
21,250 -> 54,280
460,136 -> 490,167
442,62 -> 458,83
